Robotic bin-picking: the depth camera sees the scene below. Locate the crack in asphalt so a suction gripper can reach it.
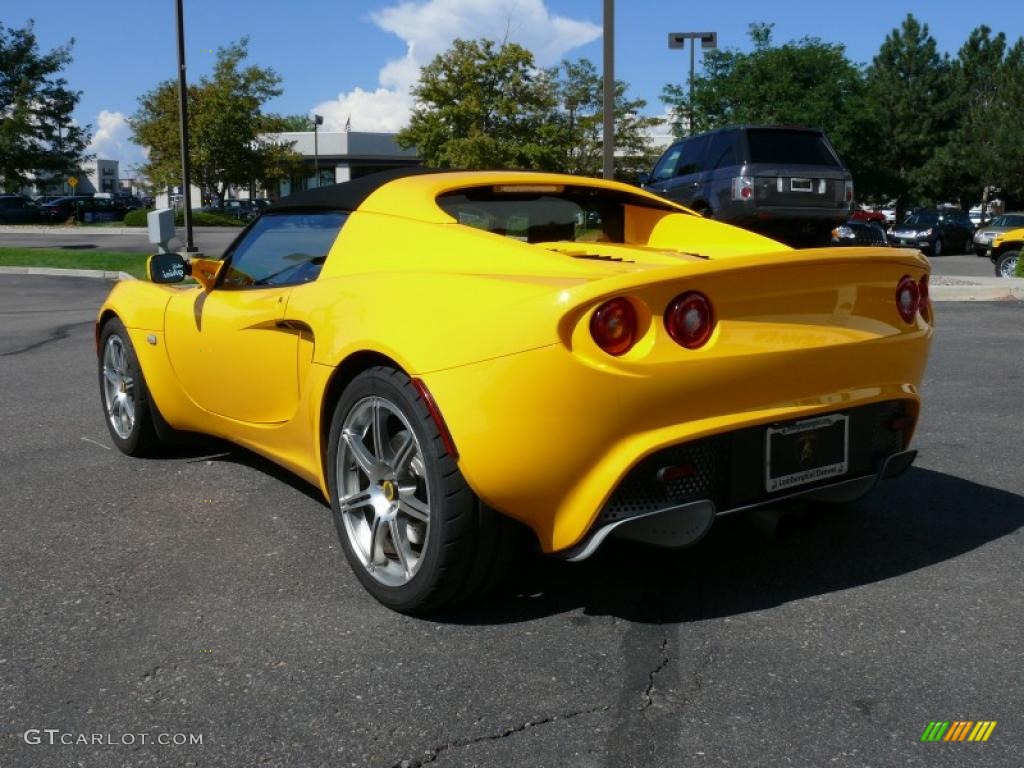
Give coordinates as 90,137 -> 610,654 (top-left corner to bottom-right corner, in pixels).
390,705 -> 610,768
638,637 -> 670,711
0,320 -> 91,357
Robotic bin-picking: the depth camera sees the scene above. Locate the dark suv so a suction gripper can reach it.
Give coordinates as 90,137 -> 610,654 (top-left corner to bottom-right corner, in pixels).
641,126 -> 854,243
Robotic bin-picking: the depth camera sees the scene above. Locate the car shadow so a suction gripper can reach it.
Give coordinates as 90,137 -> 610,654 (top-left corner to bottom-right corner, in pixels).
442,467 -> 1023,626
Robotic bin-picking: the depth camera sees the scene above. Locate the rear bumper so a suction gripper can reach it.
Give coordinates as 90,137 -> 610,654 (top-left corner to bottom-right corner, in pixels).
422,325 -> 929,553
559,403 -> 914,560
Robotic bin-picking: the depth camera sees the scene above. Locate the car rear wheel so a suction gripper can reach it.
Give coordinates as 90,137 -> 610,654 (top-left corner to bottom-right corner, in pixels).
995,250 -> 1019,278
98,318 -> 162,455
326,366 -> 518,614
931,238 -> 943,257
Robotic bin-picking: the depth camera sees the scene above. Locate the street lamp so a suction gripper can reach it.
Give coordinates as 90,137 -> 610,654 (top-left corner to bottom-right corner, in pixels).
174,0 -> 198,252
668,31 -> 717,135
313,114 -> 323,188
602,0 -> 614,180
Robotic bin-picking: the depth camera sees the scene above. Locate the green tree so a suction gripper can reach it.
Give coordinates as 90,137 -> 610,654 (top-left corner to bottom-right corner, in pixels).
397,39 -> 567,170
0,21 -> 90,192
129,39 -> 302,204
277,114 -> 314,131
557,58 -> 660,180
863,15 -> 955,215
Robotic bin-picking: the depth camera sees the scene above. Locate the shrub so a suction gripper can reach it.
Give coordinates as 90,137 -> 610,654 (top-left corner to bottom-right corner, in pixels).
1016,251 -> 1024,278
123,209 -> 244,227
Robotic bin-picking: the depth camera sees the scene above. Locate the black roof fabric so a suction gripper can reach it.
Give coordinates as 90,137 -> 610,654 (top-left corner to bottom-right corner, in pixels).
265,167 -> 442,213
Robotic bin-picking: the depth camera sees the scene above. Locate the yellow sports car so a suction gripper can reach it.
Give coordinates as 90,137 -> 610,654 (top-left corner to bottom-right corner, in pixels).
96,169 -> 933,613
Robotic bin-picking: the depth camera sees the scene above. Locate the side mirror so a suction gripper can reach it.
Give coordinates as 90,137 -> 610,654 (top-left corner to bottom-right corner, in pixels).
147,252 -> 189,283
637,171 -> 651,186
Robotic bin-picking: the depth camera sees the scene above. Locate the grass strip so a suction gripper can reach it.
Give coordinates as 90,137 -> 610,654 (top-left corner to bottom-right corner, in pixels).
0,247 -> 150,279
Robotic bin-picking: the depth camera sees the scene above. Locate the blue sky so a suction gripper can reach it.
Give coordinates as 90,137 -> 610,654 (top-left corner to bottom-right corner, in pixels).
9,0 -> 1023,168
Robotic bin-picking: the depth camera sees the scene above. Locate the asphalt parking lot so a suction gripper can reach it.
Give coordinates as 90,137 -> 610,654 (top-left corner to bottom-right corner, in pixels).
1,275 -> 1021,768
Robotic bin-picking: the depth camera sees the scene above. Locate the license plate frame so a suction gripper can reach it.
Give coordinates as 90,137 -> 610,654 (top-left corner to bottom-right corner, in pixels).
790,177 -> 813,192
765,414 -> 849,493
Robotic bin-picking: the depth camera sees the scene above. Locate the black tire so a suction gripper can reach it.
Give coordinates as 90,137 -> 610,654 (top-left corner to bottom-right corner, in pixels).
975,248 -> 988,257
963,235 -> 976,254
326,366 -> 518,614
691,202 -> 713,219
994,250 -> 1020,278
97,317 -> 161,455
931,237 -> 943,257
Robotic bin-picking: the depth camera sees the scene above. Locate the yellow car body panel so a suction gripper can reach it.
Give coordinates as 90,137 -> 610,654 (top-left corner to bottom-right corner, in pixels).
991,226 -> 1024,249
97,170 -> 933,553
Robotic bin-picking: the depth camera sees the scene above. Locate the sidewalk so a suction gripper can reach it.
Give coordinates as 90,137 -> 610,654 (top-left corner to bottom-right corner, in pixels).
930,275 -> 1024,302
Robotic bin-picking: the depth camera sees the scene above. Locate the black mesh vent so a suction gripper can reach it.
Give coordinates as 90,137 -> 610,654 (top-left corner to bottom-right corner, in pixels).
598,438 -> 728,523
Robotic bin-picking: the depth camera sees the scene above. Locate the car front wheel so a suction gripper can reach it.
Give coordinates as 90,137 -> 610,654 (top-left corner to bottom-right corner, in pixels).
995,250 -> 1020,278
326,366 -> 518,614
98,318 -> 161,455
931,238 -> 943,256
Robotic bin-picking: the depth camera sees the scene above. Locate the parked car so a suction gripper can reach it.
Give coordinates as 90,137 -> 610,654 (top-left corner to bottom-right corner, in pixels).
39,196 -> 129,223
831,219 -> 889,247
889,209 -> 974,256
971,212 -> 1024,256
96,168 -> 931,613
641,125 -> 854,244
988,227 -> 1023,277
850,207 -> 887,226
202,199 -> 266,221
0,195 -> 41,224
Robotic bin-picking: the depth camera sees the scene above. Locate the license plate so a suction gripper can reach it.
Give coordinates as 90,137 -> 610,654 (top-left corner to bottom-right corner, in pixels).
765,414 -> 848,493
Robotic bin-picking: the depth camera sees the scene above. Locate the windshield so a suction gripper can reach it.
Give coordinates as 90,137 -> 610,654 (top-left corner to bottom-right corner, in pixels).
437,185 -> 676,244
992,214 -> 1024,228
902,212 -> 938,228
745,130 -> 840,167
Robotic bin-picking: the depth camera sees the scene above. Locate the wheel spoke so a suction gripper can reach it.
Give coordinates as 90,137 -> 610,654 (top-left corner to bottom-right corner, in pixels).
368,515 -> 387,565
392,432 -> 416,474
389,518 -> 411,576
398,492 -> 429,523
342,430 -> 377,475
371,400 -> 388,460
338,490 -> 372,513
122,394 -> 135,424
103,366 -> 119,386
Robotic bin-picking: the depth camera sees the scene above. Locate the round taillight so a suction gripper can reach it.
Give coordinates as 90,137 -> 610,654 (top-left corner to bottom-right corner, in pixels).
665,291 -> 715,349
741,187 -> 752,199
896,275 -> 920,324
590,297 -> 638,356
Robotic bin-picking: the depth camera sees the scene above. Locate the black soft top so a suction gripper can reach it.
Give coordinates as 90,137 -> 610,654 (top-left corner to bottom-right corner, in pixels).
265,167 -> 440,213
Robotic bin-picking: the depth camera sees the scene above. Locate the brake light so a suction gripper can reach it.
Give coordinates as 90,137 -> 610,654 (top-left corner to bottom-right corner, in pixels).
590,297 -> 637,356
731,176 -> 754,201
844,180 -> 854,202
664,291 -> 714,349
896,276 -> 920,324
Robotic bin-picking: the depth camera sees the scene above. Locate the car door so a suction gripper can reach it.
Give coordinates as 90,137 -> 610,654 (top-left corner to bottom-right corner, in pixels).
646,142 -> 684,198
162,211 -> 347,424
659,136 -> 709,207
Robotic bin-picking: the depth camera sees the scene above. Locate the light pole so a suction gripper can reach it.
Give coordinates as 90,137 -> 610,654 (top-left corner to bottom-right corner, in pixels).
602,0 -> 614,179
668,31 -> 717,135
313,114 -> 323,187
174,0 -> 198,252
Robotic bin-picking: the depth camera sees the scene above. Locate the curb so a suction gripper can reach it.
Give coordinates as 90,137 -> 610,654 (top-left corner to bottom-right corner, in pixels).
0,225 -> 139,235
931,286 -> 1023,302
0,266 -> 135,281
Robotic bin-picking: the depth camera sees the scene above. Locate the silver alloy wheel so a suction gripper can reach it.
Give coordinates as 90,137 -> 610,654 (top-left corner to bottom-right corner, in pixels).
102,335 -> 135,439
1000,253 -> 1018,278
336,396 -> 431,587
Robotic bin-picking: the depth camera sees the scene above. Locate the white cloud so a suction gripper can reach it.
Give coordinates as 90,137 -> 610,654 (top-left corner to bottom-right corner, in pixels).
87,110 -> 148,168
311,0 -> 601,132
